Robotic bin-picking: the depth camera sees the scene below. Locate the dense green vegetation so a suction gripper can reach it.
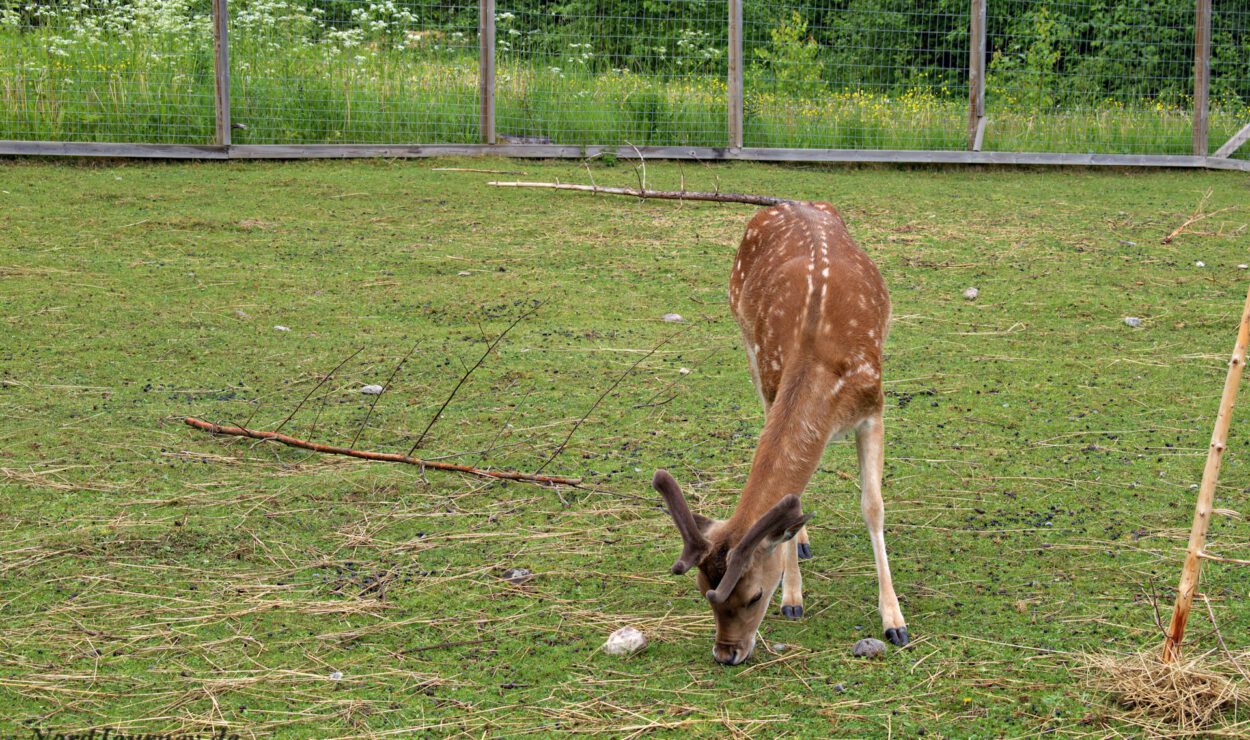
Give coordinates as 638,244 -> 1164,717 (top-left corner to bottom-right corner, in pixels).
0,1 -> 1247,151
1,158 -> 1249,736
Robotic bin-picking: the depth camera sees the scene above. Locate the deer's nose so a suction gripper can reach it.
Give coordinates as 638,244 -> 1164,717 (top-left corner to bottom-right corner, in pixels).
712,642 -> 749,666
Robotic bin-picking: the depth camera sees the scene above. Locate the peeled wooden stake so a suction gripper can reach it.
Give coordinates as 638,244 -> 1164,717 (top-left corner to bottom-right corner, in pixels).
1161,283 -> 1250,662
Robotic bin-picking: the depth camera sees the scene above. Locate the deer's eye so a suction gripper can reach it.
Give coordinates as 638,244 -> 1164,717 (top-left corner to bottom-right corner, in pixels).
746,591 -> 763,606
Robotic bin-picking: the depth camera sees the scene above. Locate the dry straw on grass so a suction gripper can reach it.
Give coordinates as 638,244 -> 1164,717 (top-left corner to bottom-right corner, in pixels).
1083,651 -> 1250,735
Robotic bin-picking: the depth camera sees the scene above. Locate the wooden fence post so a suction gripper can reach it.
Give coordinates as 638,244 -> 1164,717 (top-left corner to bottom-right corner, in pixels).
212,0 -> 230,147
728,0 -> 744,149
1161,284 -> 1250,662
967,0 -> 986,151
1192,0 -> 1212,156
480,0 -> 496,145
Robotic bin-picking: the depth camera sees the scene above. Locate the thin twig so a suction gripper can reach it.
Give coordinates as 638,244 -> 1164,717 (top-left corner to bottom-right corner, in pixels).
350,341 -> 421,450
481,387 -> 533,463
407,303 -> 541,456
431,167 -> 526,174
185,417 -> 580,486
633,344 -> 723,409
273,346 -> 365,435
488,181 -> 788,206
626,141 -> 646,194
535,325 -> 693,474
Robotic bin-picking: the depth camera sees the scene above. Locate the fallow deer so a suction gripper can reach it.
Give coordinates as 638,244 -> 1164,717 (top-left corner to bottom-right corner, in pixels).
654,200 -> 908,665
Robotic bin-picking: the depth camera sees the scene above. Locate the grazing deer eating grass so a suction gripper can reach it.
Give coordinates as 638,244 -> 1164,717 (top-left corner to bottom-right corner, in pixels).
654,200 -> 908,665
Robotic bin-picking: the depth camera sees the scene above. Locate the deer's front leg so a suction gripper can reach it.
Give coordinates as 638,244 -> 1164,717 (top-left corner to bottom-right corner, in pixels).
857,411 -> 908,646
780,537 -> 803,619
795,525 -> 812,559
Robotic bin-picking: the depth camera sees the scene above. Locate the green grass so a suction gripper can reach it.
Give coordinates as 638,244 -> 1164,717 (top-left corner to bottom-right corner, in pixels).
2,158 -> 1249,737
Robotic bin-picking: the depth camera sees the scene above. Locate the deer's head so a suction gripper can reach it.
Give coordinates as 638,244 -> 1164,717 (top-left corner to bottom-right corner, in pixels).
653,469 -> 811,665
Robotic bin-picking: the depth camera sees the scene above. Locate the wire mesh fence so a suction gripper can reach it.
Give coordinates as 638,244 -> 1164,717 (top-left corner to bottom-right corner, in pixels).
0,1 -> 1247,166
229,0 -> 481,144
495,0 -> 727,146
986,0 -> 1197,154
0,0 -> 216,144
743,1 -> 970,150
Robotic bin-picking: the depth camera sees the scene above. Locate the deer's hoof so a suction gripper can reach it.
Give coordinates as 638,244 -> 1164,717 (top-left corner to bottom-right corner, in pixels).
884,627 -> 910,647
796,542 -> 812,560
781,605 -> 803,620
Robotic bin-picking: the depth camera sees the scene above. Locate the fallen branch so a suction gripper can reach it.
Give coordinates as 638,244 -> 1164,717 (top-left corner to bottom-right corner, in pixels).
488,181 -> 790,207
184,417 -> 581,487
1162,188 -> 1236,244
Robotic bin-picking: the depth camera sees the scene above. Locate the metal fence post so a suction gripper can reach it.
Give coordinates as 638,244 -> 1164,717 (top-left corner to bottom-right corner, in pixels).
728,0 -> 743,149
967,0 -> 986,151
480,0 -> 496,145
213,0 -> 230,146
1192,0 -> 1212,156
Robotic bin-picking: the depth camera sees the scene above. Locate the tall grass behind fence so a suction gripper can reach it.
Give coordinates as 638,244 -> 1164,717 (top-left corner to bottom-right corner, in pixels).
742,2 -> 970,150
495,0 -> 727,146
228,0 -> 481,145
0,1 -> 1247,162
1210,2 -> 1250,153
0,0 -> 216,144
986,0 -> 1197,154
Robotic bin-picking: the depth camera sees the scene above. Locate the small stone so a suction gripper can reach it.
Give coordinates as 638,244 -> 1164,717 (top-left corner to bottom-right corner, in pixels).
772,643 -> 788,653
1195,261 -> 1206,267
852,638 -> 888,659
603,626 -> 647,656
273,325 -> 290,332
501,568 -> 533,585
234,309 -> 251,319
1123,317 -> 1142,328
661,313 -> 684,323
834,683 -> 846,692
360,385 -> 385,395
328,671 -> 343,681
962,287 -> 979,301
678,367 -> 691,375
1239,264 -> 1248,270
458,271 -> 472,276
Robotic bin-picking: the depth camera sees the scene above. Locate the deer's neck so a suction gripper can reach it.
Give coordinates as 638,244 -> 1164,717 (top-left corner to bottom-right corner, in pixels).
729,361 -> 841,528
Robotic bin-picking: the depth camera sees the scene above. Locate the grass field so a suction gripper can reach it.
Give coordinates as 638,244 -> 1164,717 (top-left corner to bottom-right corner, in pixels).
2,158 -> 1249,737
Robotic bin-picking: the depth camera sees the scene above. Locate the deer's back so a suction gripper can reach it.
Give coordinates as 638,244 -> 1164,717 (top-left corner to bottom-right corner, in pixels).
728,201 -> 890,403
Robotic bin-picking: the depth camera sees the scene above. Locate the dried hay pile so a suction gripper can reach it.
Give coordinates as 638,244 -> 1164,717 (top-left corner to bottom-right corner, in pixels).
1084,650 -> 1250,735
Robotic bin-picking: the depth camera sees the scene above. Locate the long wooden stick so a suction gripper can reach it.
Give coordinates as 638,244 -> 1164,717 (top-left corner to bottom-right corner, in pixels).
184,417 -> 581,487
1161,283 -> 1250,662
487,181 -> 788,207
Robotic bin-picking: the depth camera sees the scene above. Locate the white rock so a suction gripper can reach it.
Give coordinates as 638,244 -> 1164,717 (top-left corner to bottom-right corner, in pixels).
661,313 -> 684,323
852,638 -> 887,659
1123,317 -> 1142,328
458,271 -> 472,276
602,626 -> 647,656
1239,264 -> 1248,270
501,567 -> 534,585
678,367 -> 691,375
273,325 -> 291,332
234,309 -> 251,319
329,671 -> 343,681
962,287 -> 979,301
1195,261 -> 1206,267
360,385 -> 384,395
